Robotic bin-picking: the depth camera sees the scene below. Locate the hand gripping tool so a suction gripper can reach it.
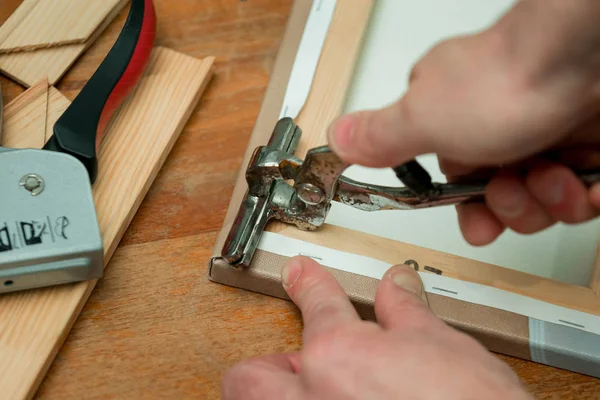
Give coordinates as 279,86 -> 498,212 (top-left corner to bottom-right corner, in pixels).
221,117 -> 600,269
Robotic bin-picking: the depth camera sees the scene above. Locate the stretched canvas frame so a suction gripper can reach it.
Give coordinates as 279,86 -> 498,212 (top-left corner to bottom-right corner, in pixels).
210,0 -> 600,377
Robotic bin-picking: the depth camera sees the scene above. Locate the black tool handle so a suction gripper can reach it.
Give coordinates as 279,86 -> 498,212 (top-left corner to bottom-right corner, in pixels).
393,159 -> 436,198
393,159 -> 600,202
44,0 -> 156,184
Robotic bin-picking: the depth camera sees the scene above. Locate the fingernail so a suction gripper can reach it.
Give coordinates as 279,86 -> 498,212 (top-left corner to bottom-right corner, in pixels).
536,172 -> 564,206
328,114 -> 356,154
389,265 -> 423,297
281,258 -> 303,287
491,185 -> 526,217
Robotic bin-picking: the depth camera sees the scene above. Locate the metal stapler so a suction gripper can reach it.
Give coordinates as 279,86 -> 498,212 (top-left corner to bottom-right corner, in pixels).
0,0 -> 156,293
222,117 -> 600,269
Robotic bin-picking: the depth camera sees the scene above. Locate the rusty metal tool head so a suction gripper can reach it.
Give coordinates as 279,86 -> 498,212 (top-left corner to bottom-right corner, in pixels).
221,117 -> 600,269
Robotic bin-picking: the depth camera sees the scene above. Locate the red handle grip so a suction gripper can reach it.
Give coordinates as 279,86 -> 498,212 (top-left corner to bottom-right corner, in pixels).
45,0 -> 157,183
97,0 -> 156,148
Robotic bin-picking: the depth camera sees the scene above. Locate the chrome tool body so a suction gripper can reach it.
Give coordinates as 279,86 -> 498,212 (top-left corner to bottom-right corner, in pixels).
222,117 -> 600,269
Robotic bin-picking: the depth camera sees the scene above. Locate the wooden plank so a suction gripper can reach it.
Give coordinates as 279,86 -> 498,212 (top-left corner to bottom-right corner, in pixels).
45,87 -> 70,143
0,0 -> 121,53
294,0 -> 373,158
0,46 -> 214,400
1,79 -> 68,146
0,0 -> 40,45
0,0 -> 127,87
0,45 -> 85,87
2,78 -> 48,148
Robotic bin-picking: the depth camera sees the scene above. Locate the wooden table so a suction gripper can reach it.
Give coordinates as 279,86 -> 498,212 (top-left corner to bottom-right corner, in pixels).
1,1 -> 600,398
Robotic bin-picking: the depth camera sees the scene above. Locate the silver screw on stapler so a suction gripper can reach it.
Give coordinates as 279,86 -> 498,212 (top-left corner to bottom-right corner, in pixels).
296,183 -> 324,205
19,174 -> 45,196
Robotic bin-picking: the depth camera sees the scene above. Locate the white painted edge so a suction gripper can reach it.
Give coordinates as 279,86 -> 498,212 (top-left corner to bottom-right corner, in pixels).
258,232 -> 600,336
279,0 -> 337,119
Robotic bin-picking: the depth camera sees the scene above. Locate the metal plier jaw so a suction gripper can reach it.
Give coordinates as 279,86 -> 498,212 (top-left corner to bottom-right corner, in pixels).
222,117 -> 485,268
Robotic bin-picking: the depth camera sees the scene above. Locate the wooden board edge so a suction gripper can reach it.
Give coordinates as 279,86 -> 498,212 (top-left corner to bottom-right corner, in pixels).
3,77 -> 47,115
0,0 -> 41,45
44,0 -> 129,86
279,224 -> 600,316
0,0 -> 120,54
294,0 -> 375,156
0,38 -> 87,55
83,0 -> 129,53
2,78 -> 49,148
0,0 -> 128,87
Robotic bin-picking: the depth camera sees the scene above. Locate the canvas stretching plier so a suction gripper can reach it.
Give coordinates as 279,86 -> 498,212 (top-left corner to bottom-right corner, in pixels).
0,0 -> 156,293
222,117 -> 600,268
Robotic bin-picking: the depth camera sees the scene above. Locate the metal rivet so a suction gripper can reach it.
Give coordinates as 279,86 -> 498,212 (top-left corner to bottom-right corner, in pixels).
296,183 -> 324,205
288,200 -> 304,215
19,174 -> 45,196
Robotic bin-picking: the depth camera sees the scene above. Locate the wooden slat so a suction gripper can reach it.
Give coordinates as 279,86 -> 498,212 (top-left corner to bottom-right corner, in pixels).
0,0 -> 127,87
0,46 -> 214,400
45,86 -> 70,143
2,78 -> 48,148
294,0 -> 373,158
1,79 -> 69,147
0,0 -> 121,53
0,0 -> 40,45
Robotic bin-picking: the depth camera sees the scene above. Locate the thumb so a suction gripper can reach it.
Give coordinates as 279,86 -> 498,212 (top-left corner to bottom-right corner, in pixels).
327,99 -> 433,168
374,264 -> 439,331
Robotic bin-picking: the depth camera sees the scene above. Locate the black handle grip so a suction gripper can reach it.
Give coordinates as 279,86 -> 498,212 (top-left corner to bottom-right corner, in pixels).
393,160 -> 437,198
44,0 -> 156,184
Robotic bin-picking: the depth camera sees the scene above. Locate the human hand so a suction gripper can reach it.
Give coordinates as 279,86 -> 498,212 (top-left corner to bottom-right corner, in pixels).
327,1 -> 600,245
222,256 -> 532,400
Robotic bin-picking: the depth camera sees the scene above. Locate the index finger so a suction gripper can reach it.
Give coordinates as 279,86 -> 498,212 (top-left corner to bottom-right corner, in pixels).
281,256 -> 361,343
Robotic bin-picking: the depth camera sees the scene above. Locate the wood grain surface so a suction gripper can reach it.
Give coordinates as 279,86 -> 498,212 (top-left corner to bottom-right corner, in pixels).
0,0 -> 127,86
1,0 -> 600,398
2,78 -> 48,148
1,45 -> 213,399
0,0 -> 121,53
